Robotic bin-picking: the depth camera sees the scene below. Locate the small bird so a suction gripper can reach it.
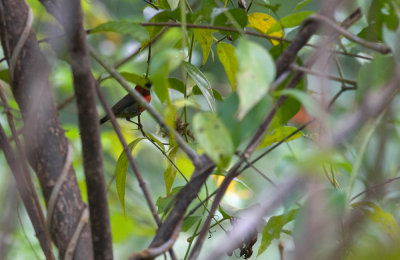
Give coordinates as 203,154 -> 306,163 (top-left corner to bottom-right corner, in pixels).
100,83 -> 152,124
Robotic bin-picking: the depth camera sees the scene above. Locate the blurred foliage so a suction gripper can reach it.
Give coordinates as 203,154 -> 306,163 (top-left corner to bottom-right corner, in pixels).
1,0 -> 400,259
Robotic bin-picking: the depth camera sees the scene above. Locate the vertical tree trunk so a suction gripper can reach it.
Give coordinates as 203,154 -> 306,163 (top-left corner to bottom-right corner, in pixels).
0,0 -> 93,258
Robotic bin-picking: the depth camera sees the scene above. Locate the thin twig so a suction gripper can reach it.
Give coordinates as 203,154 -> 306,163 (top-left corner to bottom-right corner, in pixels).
96,84 -> 178,260
139,22 -> 373,61
290,64 -> 357,86
96,86 -> 161,225
89,46 -> 200,165
350,176 -> 400,202
308,14 -> 391,54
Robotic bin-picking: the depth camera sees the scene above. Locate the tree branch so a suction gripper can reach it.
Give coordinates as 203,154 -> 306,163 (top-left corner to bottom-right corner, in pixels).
0,1 -> 93,258
38,0 -> 114,258
89,46 -> 201,166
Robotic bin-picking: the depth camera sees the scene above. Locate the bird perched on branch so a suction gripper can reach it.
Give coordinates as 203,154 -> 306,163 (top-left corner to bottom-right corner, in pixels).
99,83 -> 152,124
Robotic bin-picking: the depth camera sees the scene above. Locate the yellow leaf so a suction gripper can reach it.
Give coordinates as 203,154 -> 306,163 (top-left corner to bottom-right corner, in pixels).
247,13 -> 283,45
194,29 -> 216,65
352,202 -> 400,240
217,42 -> 238,90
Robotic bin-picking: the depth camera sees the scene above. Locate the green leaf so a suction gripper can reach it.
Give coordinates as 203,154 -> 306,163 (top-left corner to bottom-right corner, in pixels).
168,78 -> 223,101
217,42 -> 238,90
295,0 -> 313,11
182,216 -> 202,232
217,93 -> 240,144
184,62 -> 216,112
194,29 -> 216,65
219,205 -> 232,219
0,69 -> 10,83
258,209 -> 298,256
156,186 -> 183,214
360,0 -> 399,41
257,126 -> 303,150
144,131 -> 165,152
164,166 -> 176,196
257,3 -> 281,13
217,93 -> 271,148
237,96 -> 271,145
146,9 -> 182,39
115,138 -> 145,213
351,202 -> 400,240
164,147 -> 178,195
268,11 -> 315,33
236,38 -> 275,119
90,20 -> 149,42
150,49 -> 185,102
196,0 -> 217,23
119,72 -> 148,86
275,89 -> 319,119
213,8 -> 248,40
269,74 -> 305,130
193,86 -> 223,101
192,112 -> 234,168
167,0 -> 179,10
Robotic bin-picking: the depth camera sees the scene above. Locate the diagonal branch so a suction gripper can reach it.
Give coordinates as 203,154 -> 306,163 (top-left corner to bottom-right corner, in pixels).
89,46 -> 201,166
0,123 -> 55,260
188,1 -> 347,258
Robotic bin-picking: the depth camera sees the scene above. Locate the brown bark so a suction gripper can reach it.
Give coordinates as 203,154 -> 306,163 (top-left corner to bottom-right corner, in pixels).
38,0 -> 114,258
0,0 -> 93,259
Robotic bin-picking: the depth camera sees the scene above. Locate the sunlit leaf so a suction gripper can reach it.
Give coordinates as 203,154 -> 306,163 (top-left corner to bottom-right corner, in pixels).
236,39 -> 275,119
144,131 -> 165,152
257,126 -> 303,150
184,62 -> 216,112
176,151 -> 195,179
193,112 -> 234,168
150,48 -> 185,102
90,20 -> 149,42
258,209 -> 298,255
119,72 -> 147,86
217,42 -> 238,90
194,29 -> 216,65
115,138 -> 145,213
247,13 -> 283,45
351,202 -> 400,240
167,0 -> 179,10
164,147 -> 178,195
172,98 -> 200,110
111,214 -> 134,242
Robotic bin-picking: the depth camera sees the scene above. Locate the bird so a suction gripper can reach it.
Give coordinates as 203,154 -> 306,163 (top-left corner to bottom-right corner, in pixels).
99,83 -> 152,124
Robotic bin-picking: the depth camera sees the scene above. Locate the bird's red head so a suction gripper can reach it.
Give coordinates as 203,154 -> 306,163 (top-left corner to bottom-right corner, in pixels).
135,83 -> 152,111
